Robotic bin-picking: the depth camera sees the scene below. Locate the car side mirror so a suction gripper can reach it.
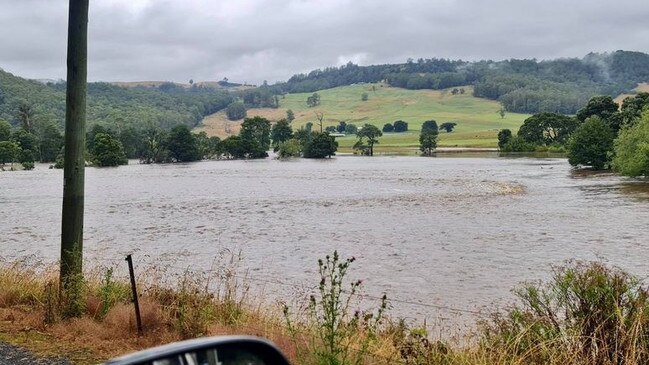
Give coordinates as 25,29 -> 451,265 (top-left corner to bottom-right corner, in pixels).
102,336 -> 291,365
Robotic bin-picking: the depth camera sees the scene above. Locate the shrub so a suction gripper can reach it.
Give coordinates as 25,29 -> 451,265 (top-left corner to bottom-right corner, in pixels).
277,139 -> 302,159
96,268 -> 130,320
482,262 -> 649,365
165,125 -> 201,162
500,136 -> 536,152
306,93 -> 321,107
419,128 -> 438,156
284,251 -> 387,365
225,101 -> 247,121
612,112 -> 649,177
92,133 -> 128,167
382,123 -> 394,133
303,132 -> 337,158
497,129 -> 512,149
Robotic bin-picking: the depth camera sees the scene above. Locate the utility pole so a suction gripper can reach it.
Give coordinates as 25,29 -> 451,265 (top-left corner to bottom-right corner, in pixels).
60,0 -> 89,317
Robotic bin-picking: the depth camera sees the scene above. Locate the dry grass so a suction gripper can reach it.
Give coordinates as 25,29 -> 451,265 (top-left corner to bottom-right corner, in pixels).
1,257 -> 648,365
193,111 -> 243,138
615,83 -> 649,105
0,257 -> 292,364
195,108 -> 288,139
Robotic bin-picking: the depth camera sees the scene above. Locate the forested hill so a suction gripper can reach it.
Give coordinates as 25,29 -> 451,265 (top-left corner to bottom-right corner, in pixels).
2,50 -> 648,129
270,51 -> 649,114
0,69 -> 234,130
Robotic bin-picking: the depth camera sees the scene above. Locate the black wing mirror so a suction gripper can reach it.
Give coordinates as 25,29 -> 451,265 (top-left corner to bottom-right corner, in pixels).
102,336 -> 291,365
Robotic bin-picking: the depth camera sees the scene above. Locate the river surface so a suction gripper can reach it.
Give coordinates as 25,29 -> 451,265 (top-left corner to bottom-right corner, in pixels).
1,155 -> 648,327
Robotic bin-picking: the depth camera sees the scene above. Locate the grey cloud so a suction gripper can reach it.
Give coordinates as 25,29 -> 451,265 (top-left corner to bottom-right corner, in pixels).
0,0 -> 648,84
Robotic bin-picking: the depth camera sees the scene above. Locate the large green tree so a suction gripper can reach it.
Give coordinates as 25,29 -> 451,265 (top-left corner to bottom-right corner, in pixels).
303,132 -> 337,158
419,128 -> 438,156
271,119 -> 293,151
165,125 -> 200,162
240,116 -> 271,158
117,126 -> 143,159
92,133 -> 128,167
11,129 -> 39,161
567,116 -> 615,170
576,96 -> 619,122
612,112 -> 649,177
344,123 -> 358,134
393,120 -> 408,133
17,103 -> 35,132
0,120 -> 11,141
0,141 -> 20,166
354,124 -> 382,156
86,124 -> 115,154
439,122 -> 457,133
576,96 -> 623,132
220,135 -> 247,159
497,129 -> 512,149
518,112 -> 577,145
39,123 -> 64,162
139,128 -> 170,164
620,92 -> 649,126
422,120 -> 439,133
225,101 -> 247,121
194,131 -> 213,159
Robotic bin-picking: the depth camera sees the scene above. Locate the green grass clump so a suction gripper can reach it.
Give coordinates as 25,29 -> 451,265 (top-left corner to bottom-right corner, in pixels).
481,262 -> 649,365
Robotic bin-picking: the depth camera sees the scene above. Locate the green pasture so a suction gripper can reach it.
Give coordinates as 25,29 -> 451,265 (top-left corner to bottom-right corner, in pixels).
275,83 -> 530,149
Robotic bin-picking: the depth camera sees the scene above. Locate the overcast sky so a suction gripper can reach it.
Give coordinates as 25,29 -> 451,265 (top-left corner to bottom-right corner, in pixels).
1,0 -> 648,85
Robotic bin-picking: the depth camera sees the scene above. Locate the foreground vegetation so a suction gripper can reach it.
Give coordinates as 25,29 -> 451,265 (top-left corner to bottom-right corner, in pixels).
2,253 -> 649,365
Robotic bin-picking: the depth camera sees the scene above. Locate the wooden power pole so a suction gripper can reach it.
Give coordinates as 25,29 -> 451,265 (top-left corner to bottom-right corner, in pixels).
60,0 -> 89,316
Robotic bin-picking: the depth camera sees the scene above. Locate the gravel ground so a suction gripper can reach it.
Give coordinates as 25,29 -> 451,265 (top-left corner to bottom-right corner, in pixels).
0,342 -> 72,365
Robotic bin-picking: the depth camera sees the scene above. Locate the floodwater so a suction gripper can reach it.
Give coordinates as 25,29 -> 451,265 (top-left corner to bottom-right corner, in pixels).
1,155 -> 648,326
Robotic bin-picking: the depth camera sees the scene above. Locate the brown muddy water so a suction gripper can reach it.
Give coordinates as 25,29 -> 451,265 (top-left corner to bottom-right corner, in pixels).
1,155 -> 648,328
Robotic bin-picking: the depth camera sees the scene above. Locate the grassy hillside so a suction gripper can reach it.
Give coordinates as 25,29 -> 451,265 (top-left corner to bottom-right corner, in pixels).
197,83 -> 530,150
